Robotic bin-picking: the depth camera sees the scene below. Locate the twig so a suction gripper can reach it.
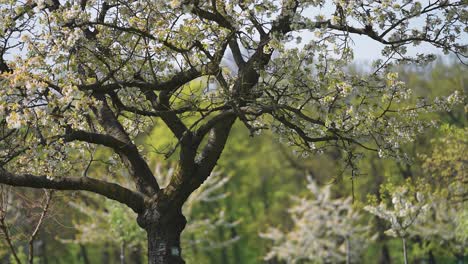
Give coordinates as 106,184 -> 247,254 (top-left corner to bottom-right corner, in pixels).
0,217 -> 22,264
0,185 -> 22,264
28,190 -> 53,264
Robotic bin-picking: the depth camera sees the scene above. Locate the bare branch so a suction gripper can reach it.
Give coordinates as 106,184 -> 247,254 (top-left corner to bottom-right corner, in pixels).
28,190 -> 52,264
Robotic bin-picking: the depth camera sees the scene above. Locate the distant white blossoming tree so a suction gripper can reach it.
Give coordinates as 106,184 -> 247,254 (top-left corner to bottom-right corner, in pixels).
412,196 -> 468,261
261,177 -> 372,263
365,184 -> 430,264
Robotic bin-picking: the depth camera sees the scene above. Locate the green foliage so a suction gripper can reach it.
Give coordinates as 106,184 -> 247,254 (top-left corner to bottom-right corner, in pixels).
1,60 -> 465,263
420,125 -> 467,200
107,201 -> 145,245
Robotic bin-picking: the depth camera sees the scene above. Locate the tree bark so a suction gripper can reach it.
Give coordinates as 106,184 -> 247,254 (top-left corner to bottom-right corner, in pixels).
120,241 -> 126,264
428,250 -> 436,264
402,237 -> 408,264
379,243 -> 392,264
79,244 -> 91,264
139,208 -> 187,264
129,245 -> 142,264
102,243 -> 111,264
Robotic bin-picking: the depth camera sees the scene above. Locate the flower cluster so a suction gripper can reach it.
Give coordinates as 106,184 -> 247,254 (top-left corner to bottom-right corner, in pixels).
365,185 -> 430,238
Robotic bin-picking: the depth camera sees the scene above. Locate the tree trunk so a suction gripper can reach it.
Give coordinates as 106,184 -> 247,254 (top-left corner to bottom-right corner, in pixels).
230,226 -> 242,264
428,249 -> 436,264
120,241 -> 126,264
402,237 -> 408,264
145,224 -> 186,264
79,244 -> 91,264
379,243 -> 392,264
139,209 -> 187,264
129,245 -> 143,264
102,243 -> 111,264
455,254 -> 465,264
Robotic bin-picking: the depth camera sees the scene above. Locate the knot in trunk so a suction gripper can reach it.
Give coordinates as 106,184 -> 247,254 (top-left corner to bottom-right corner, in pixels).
137,205 -> 162,230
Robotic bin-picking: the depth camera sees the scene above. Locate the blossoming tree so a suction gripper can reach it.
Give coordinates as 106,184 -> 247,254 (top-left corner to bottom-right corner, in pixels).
261,178 -> 372,263
365,184 -> 431,264
0,1 -> 465,263
413,126 -> 467,261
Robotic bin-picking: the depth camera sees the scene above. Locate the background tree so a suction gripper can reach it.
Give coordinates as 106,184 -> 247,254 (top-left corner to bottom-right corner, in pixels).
365,182 -> 431,264
0,1 -> 466,263
261,177 -> 373,264
412,125 -> 467,262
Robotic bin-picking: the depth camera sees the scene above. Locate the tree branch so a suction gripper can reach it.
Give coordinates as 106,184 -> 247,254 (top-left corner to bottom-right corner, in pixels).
91,95 -> 160,195
64,129 -> 128,150
28,190 -> 52,264
194,110 -> 236,143
0,169 -> 145,213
